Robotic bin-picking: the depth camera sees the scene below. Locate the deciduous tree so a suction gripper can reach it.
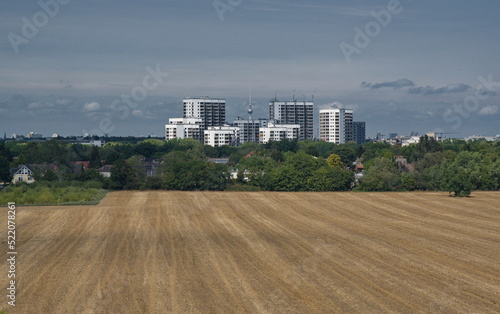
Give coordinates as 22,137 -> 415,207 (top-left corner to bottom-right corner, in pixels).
327,154 -> 343,168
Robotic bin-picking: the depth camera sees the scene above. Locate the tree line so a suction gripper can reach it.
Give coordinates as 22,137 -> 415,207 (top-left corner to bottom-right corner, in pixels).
1,136 -> 500,196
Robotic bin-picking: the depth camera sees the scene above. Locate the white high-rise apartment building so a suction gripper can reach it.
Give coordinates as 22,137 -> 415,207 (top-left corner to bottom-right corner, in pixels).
204,126 -> 240,147
259,123 -> 300,144
165,118 -> 203,141
183,97 -> 226,129
269,99 -> 314,140
319,108 -> 353,144
233,117 -> 269,144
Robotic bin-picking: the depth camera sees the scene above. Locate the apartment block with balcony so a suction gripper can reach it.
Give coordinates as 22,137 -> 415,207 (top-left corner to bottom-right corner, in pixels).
183,97 -> 226,130
319,108 -> 353,144
165,117 -> 203,141
259,123 -> 300,144
204,126 -> 240,147
233,117 -> 269,144
353,121 -> 366,144
269,99 -> 313,140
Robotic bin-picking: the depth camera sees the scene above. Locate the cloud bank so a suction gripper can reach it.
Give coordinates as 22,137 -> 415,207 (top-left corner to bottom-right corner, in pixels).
361,79 -> 473,95
361,79 -> 415,90
408,83 -> 472,95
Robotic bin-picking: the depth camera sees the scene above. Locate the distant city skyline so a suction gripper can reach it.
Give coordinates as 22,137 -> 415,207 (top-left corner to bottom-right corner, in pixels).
2,94 -> 499,140
1,1 -> 499,138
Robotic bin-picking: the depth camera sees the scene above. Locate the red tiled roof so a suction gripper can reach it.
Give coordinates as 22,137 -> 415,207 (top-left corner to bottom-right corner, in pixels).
75,161 -> 90,169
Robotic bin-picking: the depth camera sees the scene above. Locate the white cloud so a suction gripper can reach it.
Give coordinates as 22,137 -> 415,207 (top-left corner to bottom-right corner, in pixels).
83,102 -> 101,112
319,101 -> 359,111
132,110 -> 143,116
320,101 -> 344,110
478,105 -> 499,116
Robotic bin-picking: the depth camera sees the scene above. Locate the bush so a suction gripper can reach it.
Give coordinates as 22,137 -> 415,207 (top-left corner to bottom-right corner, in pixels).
225,183 -> 262,191
0,181 -> 107,206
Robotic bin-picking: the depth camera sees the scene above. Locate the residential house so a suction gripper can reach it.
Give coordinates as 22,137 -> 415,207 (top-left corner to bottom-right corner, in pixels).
353,160 -> 365,185
98,165 -> 114,178
11,165 -> 35,184
395,156 -> 416,172
141,157 -> 161,177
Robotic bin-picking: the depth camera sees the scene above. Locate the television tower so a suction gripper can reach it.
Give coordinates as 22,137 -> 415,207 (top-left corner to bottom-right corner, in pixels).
248,88 -> 253,121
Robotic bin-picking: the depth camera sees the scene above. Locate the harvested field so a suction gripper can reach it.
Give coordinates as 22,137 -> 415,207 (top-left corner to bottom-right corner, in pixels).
1,191 -> 499,313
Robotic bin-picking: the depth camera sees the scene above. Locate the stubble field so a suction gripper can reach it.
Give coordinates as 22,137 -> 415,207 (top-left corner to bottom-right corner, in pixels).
1,191 -> 499,313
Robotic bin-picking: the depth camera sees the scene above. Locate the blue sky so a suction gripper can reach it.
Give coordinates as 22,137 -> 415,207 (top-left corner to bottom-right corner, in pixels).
1,0 -> 499,138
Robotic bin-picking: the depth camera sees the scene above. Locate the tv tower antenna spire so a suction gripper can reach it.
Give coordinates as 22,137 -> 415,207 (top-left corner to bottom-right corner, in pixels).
248,87 -> 253,120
